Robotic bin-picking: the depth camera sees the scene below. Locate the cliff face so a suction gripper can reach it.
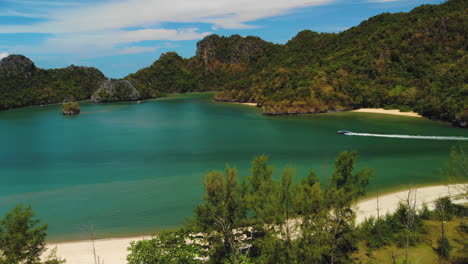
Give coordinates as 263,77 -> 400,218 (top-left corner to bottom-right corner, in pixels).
91,79 -> 141,102
0,55 -> 37,78
195,34 -> 269,70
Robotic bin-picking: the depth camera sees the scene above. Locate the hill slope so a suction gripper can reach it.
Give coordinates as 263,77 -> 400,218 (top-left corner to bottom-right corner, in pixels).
127,0 -> 467,127
0,0 -> 466,127
0,55 -> 106,109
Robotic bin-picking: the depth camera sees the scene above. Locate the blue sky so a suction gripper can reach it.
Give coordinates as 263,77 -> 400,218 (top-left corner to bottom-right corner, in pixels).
0,0 -> 443,78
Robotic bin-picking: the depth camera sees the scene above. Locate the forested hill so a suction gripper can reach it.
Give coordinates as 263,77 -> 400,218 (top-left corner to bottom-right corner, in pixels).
126,0 -> 467,127
0,0 -> 466,127
0,55 -> 106,109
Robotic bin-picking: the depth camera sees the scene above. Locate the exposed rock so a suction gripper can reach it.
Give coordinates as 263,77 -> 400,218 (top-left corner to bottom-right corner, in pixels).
0,55 -> 36,78
196,34 -> 268,68
91,79 -> 140,103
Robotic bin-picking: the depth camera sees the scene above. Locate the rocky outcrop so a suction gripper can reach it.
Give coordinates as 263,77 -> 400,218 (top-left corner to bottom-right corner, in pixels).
0,55 -> 36,78
195,34 -> 268,68
62,102 -> 80,115
91,79 -> 140,102
0,54 -> 107,110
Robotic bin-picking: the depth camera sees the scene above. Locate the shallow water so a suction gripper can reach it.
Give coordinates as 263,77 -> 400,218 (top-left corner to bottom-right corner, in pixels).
0,93 -> 466,241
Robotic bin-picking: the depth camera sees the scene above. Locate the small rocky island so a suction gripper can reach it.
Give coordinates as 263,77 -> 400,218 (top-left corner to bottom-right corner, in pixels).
62,102 -> 81,115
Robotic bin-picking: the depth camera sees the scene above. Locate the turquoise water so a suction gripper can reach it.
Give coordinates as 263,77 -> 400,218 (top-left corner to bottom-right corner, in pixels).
0,93 -> 466,241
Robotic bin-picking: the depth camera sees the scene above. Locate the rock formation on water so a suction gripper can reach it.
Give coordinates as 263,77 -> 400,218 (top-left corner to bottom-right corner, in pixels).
62,102 -> 80,115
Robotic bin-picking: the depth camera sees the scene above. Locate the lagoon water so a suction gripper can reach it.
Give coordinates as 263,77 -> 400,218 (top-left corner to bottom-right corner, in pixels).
0,93 -> 467,241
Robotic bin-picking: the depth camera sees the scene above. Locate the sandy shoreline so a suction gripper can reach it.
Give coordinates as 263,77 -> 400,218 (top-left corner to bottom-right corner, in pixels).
355,184 -> 466,224
352,108 -> 421,117
225,101 -> 258,107
43,183 -> 466,264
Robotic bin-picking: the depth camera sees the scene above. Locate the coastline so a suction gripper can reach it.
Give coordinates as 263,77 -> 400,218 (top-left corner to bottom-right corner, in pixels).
216,100 -> 258,107
351,108 -> 422,117
230,102 -> 258,107
355,183 -> 466,224
217,101 -> 424,119
43,183 -> 466,264
0,91 -> 218,113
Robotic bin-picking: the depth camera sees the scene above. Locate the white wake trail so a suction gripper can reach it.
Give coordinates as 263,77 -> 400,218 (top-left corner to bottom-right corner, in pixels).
346,133 -> 468,141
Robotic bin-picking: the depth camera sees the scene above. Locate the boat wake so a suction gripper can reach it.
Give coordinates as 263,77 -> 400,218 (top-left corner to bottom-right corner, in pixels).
346,132 -> 468,141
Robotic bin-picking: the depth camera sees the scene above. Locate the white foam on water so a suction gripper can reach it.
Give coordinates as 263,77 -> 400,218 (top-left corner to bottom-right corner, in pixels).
346,133 -> 468,141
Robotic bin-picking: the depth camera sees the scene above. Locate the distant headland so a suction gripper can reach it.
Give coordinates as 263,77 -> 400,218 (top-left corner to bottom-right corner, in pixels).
0,0 -> 465,127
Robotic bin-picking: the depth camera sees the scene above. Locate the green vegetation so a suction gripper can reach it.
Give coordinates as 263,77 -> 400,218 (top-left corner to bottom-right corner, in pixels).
62,102 -> 80,115
127,150 -> 468,264
127,52 -> 203,97
125,0 -> 468,127
127,230 -> 203,264
0,205 -> 64,264
0,56 -> 105,110
0,0 -> 466,127
128,151 -> 375,264
210,0 -> 467,127
356,197 -> 467,264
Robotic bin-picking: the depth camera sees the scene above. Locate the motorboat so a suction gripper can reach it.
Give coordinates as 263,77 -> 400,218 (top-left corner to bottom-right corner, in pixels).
338,130 -> 352,134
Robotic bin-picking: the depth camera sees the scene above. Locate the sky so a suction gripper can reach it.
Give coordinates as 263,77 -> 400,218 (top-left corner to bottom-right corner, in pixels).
0,0 -> 443,78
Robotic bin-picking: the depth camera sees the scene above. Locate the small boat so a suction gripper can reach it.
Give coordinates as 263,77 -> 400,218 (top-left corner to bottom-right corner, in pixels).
338,130 -> 352,134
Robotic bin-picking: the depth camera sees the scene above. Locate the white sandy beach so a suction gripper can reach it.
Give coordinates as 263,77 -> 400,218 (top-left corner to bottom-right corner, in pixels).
43,184 -> 466,264
229,102 -> 258,107
352,108 -> 421,117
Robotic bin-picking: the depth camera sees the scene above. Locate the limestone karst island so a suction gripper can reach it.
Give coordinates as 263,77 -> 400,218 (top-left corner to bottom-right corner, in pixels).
0,0 -> 467,264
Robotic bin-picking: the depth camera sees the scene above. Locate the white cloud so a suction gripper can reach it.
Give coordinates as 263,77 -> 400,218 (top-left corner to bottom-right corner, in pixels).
0,10 -> 47,18
0,0 -> 335,57
0,0 -> 335,34
117,46 -> 160,55
367,0 -> 402,2
0,52 -> 9,59
4,0 -> 84,7
10,28 -> 212,56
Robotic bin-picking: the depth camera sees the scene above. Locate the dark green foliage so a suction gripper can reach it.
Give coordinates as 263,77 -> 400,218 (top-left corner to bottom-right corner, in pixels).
127,52 -> 202,95
420,203 -> 432,220
436,235 -> 452,258
192,166 -> 246,264
127,230 -> 204,264
328,151 -> 373,200
0,205 -> 48,264
127,151 -> 373,264
435,196 -> 458,221
62,102 -> 80,114
209,0 -> 468,127
1,0 -> 466,127
189,151 -> 372,264
0,56 -> 105,110
358,203 -> 427,249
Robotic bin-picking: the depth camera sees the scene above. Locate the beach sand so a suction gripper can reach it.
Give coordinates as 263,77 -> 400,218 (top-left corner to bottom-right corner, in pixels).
228,102 -> 258,107
43,184 -> 466,264
43,236 -> 152,264
351,108 -> 421,117
355,184 -> 466,224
